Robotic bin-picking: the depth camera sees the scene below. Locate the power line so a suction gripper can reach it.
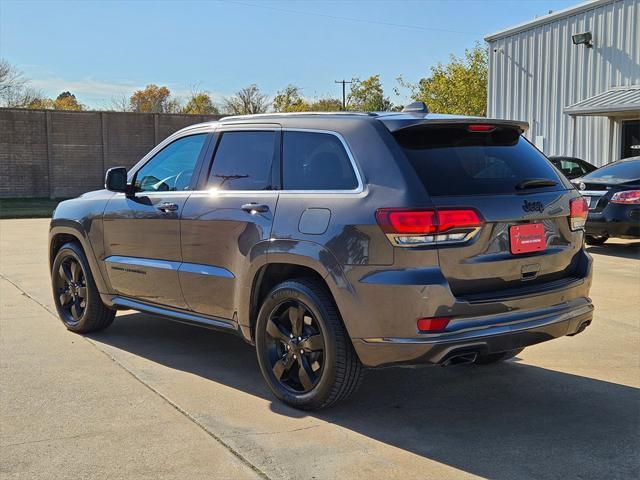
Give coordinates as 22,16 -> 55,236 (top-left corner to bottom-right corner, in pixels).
223,0 -> 481,36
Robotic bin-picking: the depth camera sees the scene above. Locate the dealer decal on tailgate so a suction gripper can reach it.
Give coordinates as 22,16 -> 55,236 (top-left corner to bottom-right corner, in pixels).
510,223 -> 546,254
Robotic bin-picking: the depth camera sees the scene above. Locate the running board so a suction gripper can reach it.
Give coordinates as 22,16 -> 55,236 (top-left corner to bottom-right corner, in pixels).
111,296 -> 238,333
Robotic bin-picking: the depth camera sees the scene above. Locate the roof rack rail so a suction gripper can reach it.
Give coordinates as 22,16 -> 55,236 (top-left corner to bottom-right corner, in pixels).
219,111 -> 374,122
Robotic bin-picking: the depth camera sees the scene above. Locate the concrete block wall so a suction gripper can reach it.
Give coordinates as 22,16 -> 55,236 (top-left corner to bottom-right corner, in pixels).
0,108 -> 222,198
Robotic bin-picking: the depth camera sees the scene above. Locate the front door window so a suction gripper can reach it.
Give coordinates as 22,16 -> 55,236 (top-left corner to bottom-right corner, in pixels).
135,134 -> 208,192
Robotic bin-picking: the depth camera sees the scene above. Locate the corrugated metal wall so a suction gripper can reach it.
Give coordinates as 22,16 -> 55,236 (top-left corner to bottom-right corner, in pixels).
486,0 -> 640,166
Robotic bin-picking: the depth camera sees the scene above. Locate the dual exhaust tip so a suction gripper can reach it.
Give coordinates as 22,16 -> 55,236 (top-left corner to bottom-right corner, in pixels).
440,351 -> 478,367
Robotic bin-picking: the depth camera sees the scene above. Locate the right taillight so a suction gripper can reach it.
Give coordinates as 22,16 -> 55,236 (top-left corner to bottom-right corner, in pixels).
376,208 -> 482,246
610,190 -> 640,204
570,197 -> 588,230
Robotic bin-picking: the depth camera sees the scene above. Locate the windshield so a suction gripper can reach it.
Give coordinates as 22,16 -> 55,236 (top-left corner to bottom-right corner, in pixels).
582,160 -> 640,182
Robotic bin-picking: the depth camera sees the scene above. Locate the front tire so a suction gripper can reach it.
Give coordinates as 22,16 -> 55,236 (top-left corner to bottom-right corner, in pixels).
52,242 -> 115,333
585,235 -> 608,246
255,278 -> 363,410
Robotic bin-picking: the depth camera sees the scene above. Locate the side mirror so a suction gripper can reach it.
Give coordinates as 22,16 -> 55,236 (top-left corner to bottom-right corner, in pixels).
105,167 -> 129,193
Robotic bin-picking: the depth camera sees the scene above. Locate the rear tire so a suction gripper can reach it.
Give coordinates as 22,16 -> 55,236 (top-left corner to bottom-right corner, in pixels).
585,235 -> 608,246
475,348 -> 524,365
52,242 -> 115,333
255,278 -> 363,410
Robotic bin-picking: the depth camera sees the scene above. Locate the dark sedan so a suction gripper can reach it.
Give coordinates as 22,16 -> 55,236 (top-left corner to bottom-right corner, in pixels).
549,156 -> 598,180
572,157 -> 640,245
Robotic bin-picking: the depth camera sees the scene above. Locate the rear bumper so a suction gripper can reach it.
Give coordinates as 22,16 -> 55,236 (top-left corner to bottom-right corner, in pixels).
352,297 -> 593,367
586,204 -> 640,239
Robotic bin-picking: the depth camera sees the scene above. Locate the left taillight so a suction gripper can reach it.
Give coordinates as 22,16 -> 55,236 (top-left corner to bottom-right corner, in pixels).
375,208 -> 482,246
570,197 -> 588,231
610,190 -> 640,204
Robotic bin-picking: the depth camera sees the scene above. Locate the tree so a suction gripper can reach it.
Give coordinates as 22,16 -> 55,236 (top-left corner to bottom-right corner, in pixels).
348,75 -> 393,111
53,91 -> 83,110
402,43 -> 487,116
109,94 -> 131,112
0,58 -> 43,108
23,91 -> 84,110
307,97 -> 342,112
182,90 -> 219,115
26,97 -> 54,109
129,84 -> 177,113
223,84 -> 268,115
273,85 -> 307,112
0,58 -> 26,106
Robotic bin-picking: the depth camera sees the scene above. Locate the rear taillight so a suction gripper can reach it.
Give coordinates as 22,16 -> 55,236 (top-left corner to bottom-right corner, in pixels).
417,317 -> 451,332
376,208 -> 482,246
610,190 -> 640,204
570,197 -> 588,230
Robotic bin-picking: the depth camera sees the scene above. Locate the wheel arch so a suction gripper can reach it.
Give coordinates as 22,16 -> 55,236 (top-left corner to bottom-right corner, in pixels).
243,240 -> 355,344
49,220 -> 110,294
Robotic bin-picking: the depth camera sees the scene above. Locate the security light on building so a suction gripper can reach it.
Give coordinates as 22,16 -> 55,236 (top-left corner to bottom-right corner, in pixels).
485,0 -> 640,167
571,31 -> 593,47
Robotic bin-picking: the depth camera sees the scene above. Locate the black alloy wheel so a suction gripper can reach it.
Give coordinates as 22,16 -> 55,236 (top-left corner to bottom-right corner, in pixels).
264,300 -> 325,393
54,255 -> 87,326
51,242 -> 115,333
255,278 -> 363,410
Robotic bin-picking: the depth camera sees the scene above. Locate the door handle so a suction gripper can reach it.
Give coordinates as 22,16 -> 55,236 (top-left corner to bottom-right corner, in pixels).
157,202 -> 179,213
241,203 -> 269,214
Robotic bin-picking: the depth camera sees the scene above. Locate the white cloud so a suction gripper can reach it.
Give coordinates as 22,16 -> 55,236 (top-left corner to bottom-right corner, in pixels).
27,75 -> 228,109
29,76 -> 139,100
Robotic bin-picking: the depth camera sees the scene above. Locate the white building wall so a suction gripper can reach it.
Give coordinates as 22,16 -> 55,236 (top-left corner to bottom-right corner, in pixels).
486,0 -> 640,166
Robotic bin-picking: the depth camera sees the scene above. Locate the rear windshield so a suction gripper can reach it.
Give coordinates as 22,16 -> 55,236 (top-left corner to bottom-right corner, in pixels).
394,125 -> 564,196
582,160 -> 640,182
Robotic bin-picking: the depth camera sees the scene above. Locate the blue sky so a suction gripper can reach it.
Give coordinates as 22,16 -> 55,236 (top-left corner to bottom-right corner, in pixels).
1,0 -> 578,108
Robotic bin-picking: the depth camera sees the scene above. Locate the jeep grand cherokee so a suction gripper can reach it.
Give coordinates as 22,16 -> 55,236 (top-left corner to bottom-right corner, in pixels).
49,107 -> 594,409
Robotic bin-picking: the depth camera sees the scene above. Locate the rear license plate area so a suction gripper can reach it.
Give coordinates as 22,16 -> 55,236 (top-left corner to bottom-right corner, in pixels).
510,223 -> 546,254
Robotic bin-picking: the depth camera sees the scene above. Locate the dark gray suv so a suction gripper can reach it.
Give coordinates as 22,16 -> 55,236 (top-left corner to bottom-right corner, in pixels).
49,109 -> 594,409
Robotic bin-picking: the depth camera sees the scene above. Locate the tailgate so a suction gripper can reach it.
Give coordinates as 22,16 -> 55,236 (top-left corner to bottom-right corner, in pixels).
431,192 -> 581,297
392,122 -> 583,299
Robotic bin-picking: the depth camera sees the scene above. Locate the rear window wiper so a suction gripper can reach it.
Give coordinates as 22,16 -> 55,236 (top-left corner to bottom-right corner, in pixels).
516,178 -> 558,190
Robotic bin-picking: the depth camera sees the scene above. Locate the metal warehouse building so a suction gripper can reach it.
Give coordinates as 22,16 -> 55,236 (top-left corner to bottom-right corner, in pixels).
485,0 -> 639,167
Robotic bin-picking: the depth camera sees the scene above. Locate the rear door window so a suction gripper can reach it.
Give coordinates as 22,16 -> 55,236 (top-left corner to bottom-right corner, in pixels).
282,131 -> 359,190
207,131 -> 276,190
394,125 -> 564,196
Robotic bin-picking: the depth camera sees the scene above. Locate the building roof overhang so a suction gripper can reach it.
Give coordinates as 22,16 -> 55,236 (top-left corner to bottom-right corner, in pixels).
564,85 -> 640,117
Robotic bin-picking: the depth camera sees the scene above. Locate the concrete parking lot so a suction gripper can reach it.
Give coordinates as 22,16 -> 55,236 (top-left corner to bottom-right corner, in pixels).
1,218 -> 638,480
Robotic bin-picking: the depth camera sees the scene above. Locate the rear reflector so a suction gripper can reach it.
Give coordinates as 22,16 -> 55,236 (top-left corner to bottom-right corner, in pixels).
417,317 -> 451,332
570,197 -> 588,231
467,124 -> 495,132
610,190 -> 640,204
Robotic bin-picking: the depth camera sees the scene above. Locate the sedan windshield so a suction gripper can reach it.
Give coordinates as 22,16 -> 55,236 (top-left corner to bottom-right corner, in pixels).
582,159 -> 640,182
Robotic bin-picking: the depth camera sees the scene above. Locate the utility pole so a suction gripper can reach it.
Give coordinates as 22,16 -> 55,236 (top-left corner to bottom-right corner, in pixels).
334,79 -> 352,111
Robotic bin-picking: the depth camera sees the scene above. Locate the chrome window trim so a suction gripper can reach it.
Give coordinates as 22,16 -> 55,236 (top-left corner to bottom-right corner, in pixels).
279,128 -> 364,195
189,127 -> 365,196
111,190 -> 193,198
122,126 -> 366,197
